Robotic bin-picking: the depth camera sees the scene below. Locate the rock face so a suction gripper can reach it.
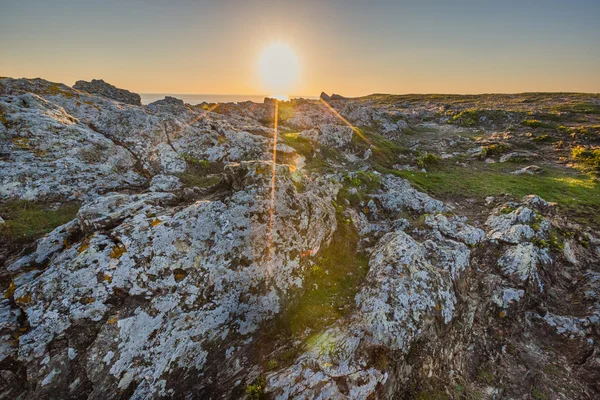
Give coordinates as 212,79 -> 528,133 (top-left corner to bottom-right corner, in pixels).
73,79 -> 142,106
1,78 -> 599,399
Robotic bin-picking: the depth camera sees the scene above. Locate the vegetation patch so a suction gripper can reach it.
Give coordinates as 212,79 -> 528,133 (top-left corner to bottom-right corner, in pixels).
450,109 -> 512,127
531,134 -> 552,143
385,163 -> 600,227
417,153 -> 441,169
281,132 -> 315,159
337,171 -> 381,207
245,376 -> 266,400
0,201 -> 79,243
480,143 -> 511,158
176,173 -> 220,188
283,211 -> 370,336
571,146 -> 600,171
553,102 -> 600,115
522,119 -> 557,129
354,127 -> 409,167
560,125 -> 600,141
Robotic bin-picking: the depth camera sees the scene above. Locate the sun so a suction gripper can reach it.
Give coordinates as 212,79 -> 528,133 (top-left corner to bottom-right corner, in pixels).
258,42 -> 300,98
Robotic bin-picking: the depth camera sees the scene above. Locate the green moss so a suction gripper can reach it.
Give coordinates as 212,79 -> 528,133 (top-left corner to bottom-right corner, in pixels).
417,153 -> 441,169
284,212 -> 369,336
0,201 -> 79,242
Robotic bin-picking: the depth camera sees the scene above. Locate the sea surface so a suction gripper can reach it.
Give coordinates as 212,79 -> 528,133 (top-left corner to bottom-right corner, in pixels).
140,93 -> 318,105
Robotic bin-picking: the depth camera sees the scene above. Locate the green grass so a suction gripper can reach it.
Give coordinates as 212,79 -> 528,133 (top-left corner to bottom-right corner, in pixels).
337,171 -> 381,207
281,132 -> 315,158
0,201 -> 80,242
384,163 -> 600,226
284,212 -> 370,335
355,127 -> 409,167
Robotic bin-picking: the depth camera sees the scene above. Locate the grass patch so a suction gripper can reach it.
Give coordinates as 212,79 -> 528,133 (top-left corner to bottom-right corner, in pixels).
385,163 -> 600,226
281,132 -> 315,158
0,201 -> 79,242
337,171 -> 381,207
355,127 -> 409,167
284,212 -> 370,336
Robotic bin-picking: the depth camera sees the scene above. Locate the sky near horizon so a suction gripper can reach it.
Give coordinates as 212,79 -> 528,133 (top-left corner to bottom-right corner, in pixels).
1,0 -> 599,96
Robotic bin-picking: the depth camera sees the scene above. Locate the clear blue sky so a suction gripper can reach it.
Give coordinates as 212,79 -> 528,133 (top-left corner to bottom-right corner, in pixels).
1,0 -> 598,95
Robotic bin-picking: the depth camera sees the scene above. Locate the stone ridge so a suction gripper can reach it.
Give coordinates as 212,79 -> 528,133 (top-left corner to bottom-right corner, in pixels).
73,79 -> 142,106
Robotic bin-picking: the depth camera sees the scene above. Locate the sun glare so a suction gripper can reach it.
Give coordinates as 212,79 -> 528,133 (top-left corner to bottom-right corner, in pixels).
258,42 -> 300,98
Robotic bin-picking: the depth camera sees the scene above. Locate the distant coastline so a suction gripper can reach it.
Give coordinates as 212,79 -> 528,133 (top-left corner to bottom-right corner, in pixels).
139,93 -> 319,105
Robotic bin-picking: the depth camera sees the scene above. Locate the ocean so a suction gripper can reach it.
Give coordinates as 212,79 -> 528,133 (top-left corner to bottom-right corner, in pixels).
139,93 -> 319,105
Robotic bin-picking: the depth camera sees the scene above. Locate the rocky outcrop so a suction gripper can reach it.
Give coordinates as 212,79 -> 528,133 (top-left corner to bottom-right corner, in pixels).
73,79 -> 142,106
1,77 -> 599,399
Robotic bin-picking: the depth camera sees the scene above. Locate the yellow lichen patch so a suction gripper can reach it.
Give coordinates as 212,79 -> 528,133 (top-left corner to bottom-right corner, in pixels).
217,136 -> 227,144
255,166 -> 264,175
151,218 -> 162,227
12,137 -> 31,150
110,244 -> 126,259
44,83 -> 75,99
33,148 -> 48,158
499,311 -> 506,318
4,281 -> 16,299
81,296 -> 96,304
78,239 -> 90,254
16,293 -> 32,305
107,316 -> 118,325
103,274 -> 113,283
174,272 -> 187,282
